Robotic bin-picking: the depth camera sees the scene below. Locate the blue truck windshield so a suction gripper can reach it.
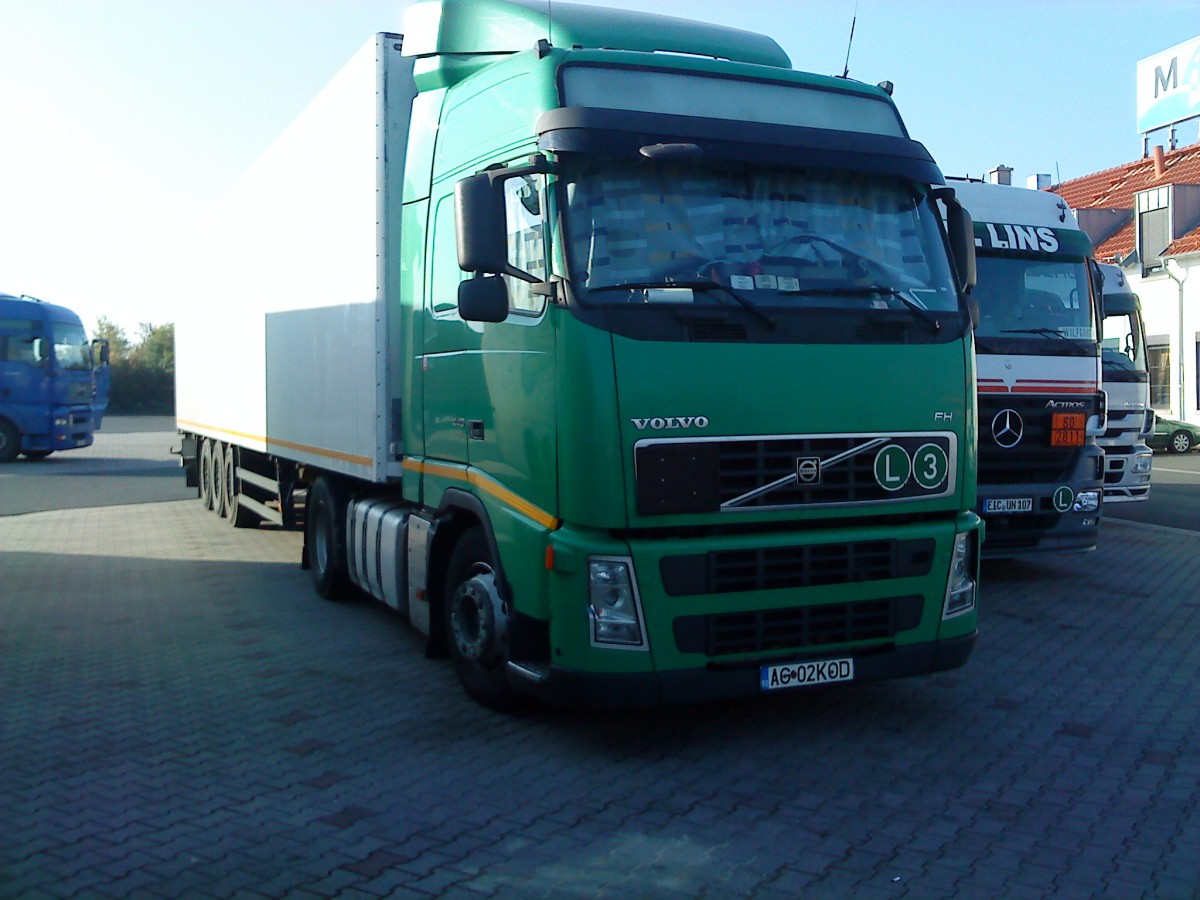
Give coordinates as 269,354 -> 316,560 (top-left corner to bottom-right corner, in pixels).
562,159 -> 959,313
51,322 -> 92,371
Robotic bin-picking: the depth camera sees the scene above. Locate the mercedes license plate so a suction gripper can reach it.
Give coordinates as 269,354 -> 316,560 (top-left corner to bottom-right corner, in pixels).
984,498 -> 1034,513
761,658 -> 853,691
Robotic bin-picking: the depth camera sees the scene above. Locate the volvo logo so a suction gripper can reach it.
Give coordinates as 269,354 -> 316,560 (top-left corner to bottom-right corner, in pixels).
630,416 -> 710,431
796,457 -> 821,484
992,409 -> 1024,448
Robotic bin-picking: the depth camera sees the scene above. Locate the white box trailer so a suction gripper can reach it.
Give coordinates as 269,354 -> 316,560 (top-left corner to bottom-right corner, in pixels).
176,34 -> 415,488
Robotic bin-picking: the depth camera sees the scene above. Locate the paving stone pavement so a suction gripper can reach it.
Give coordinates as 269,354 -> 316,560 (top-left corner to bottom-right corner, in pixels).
2,497 -> 1199,898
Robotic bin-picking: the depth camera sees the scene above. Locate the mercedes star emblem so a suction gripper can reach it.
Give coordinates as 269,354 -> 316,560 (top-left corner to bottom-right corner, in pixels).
992,409 -> 1024,449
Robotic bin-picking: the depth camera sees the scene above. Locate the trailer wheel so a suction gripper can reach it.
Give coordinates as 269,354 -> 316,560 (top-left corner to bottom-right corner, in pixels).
306,476 -> 352,599
0,419 -> 20,464
224,444 -> 257,528
211,442 -> 228,517
444,526 -> 517,709
198,439 -> 215,508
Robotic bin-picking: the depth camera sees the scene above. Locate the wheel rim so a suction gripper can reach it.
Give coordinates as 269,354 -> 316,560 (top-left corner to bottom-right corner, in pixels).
450,569 -> 506,667
1173,432 -> 1191,453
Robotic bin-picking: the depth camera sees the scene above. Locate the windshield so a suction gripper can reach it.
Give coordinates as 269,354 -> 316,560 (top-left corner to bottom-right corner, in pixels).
1102,307 -> 1146,375
51,322 -> 92,370
973,256 -> 1096,342
561,159 -> 960,313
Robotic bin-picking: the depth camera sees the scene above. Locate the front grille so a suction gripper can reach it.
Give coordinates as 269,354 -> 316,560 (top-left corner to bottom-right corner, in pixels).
978,396 -> 1096,485
673,595 -> 925,656
659,538 -> 934,596
636,434 -> 954,515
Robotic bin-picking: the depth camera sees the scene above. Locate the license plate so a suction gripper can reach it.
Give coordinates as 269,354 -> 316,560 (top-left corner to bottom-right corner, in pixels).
984,497 -> 1033,513
761,657 -> 854,691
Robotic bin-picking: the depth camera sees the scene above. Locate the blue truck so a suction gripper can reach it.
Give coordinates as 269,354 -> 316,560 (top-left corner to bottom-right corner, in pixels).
0,293 -> 109,462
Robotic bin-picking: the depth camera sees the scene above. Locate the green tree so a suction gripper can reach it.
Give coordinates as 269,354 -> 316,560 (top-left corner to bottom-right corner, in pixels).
99,320 -> 175,415
93,316 -> 132,360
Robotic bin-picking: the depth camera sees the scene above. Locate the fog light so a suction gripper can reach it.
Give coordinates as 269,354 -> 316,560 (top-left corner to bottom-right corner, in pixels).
1073,490 -> 1101,513
943,532 -> 976,619
588,557 -> 647,648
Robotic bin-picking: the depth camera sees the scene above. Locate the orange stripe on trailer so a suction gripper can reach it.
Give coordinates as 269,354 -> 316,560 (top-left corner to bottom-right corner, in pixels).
176,419 -> 373,468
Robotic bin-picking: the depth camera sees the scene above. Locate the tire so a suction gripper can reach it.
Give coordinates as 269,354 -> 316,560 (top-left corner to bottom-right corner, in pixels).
21,450 -> 53,460
224,444 -> 257,528
0,419 -> 20,464
306,476 -> 352,599
211,442 -> 228,517
198,439 -> 214,508
1170,430 -> 1194,454
444,526 -> 517,710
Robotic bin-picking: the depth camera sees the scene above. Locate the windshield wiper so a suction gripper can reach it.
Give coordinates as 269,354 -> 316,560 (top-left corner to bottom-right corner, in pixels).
780,284 -> 941,333
588,279 -> 776,330
1000,327 -> 1073,341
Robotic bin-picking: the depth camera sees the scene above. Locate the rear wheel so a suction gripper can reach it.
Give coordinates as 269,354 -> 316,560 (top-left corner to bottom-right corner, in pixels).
224,444 -> 256,527
198,439 -> 214,508
306,476 -> 352,599
211,442 -> 228,517
0,420 -> 20,464
1170,430 -> 1193,454
444,526 -> 517,710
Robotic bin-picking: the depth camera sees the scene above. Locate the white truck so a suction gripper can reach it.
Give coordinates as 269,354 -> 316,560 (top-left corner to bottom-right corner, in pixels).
1097,263 -> 1153,501
947,179 -> 1106,557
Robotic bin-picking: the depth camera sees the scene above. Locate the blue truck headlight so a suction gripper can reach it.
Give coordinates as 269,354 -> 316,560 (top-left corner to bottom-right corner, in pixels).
54,417 -> 69,427
588,557 -> 647,648
1073,490 -> 1101,513
943,532 -> 976,619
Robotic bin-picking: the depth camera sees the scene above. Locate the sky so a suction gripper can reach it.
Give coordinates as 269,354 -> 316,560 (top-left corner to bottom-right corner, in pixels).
3,0 -> 1200,336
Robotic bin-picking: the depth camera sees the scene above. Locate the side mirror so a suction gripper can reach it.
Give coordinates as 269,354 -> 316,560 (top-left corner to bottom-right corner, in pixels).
93,338 -> 110,366
458,276 -> 509,323
455,156 -> 553,282
933,187 -> 977,294
455,173 -> 509,275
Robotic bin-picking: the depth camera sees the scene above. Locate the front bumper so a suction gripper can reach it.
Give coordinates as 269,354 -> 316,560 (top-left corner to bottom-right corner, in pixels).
509,631 -> 977,708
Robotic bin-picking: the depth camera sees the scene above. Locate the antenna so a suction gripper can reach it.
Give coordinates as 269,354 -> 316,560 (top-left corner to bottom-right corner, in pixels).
547,0 -> 553,48
842,1 -> 859,78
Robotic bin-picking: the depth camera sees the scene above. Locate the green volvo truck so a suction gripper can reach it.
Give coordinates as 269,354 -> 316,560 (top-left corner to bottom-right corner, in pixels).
176,0 -> 982,707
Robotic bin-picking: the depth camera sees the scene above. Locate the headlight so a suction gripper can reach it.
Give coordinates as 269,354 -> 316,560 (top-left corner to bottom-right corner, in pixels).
943,532 -> 976,619
1131,453 -> 1153,475
54,417 -> 69,427
588,557 -> 647,648
1073,490 -> 1101,513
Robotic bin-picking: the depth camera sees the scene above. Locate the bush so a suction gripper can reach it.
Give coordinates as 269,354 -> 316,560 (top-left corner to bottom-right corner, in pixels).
93,319 -> 174,415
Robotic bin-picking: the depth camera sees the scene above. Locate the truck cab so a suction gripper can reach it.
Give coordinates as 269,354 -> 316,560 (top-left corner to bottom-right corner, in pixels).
1097,263 -> 1153,501
947,180 -> 1105,557
0,293 -> 108,462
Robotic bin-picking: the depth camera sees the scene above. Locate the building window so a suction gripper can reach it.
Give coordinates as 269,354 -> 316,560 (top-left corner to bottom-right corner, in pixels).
1148,337 -> 1172,408
1137,187 -> 1171,276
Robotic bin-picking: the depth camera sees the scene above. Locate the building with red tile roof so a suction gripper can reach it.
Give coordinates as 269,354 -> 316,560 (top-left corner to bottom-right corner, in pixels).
1044,142 -> 1200,425
1048,144 -> 1200,263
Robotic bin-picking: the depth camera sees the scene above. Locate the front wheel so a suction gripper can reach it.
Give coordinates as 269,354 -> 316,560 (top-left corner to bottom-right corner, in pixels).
0,420 -> 20,464
1170,430 -> 1194,453
305,476 -> 352,599
444,526 -> 517,710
